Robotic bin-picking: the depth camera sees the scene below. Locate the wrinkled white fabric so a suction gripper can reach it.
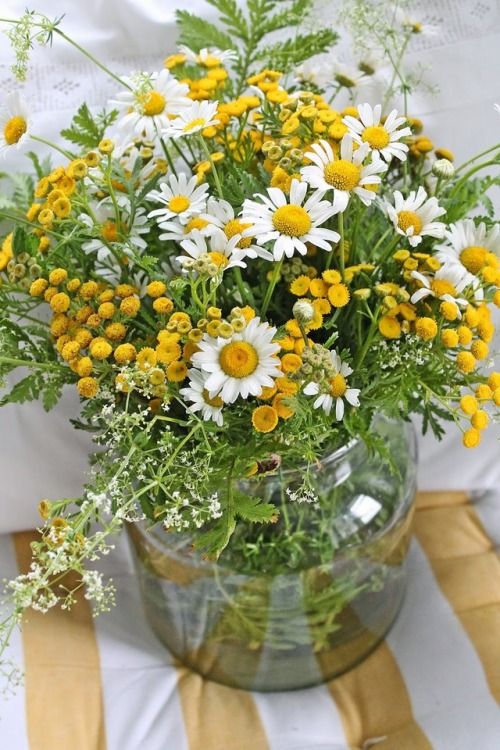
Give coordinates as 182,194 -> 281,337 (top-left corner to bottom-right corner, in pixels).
0,0 -> 499,532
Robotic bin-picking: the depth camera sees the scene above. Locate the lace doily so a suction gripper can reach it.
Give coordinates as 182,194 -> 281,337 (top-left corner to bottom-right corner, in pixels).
0,1 -> 499,112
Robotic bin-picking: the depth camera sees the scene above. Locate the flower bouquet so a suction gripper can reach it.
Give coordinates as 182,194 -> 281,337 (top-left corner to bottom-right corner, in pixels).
0,0 -> 499,690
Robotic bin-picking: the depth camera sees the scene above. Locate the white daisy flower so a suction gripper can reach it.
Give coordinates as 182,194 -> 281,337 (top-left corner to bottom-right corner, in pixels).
158,216 -> 215,242
191,317 -> 281,404
435,219 -> 500,286
410,266 -> 470,310
0,91 -> 30,155
80,202 -> 149,258
110,70 -> 191,141
303,352 -> 360,421
201,197 -> 273,260
162,101 -> 219,139
180,369 -> 224,426
178,45 -> 237,67
295,58 -> 330,89
301,136 -> 387,211
333,61 -> 371,92
395,10 -> 441,37
386,187 -> 446,247
148,173 -> 209,226
178,228 -> 248,271
343,103 -> 411,162
241,179 -> 340,261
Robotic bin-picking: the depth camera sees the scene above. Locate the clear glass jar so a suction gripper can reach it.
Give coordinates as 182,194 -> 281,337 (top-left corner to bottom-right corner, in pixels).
128,417 -> 417,691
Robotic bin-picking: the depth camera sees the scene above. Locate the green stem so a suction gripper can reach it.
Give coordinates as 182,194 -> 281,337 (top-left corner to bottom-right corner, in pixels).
30,134 -> 74,160
261,257 -> 283,318
0,356 -> 63,371
53,28 -> 133,90
455,143 -> 500,174
448,160 -> 499,200
199,137 -> 223,199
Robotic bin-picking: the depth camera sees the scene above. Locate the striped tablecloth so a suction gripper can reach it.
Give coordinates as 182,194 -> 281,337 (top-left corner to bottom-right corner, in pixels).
2,490 -> 500,750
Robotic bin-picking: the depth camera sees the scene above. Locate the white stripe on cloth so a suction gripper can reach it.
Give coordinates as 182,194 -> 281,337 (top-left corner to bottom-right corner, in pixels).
91,533 -> 189,750
0,535 -> 30,750
385,539 -> 500,750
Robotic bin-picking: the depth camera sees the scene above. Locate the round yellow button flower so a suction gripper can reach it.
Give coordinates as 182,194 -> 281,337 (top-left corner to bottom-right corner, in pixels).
77,377 -> 99,399
105,322 -> 127,341
471,340 -> 489,360
441,329 -> 459,348
328,283 -> 350,308
80,281 -> 99,299
50,292 -> 71,313
475,384 -> 492,401
281,353 -> 302,374
252,404 -> 279,433
76,357 -> 93,378
98,302 -> 116,320
166,361 -> 188,382
457,326 -> 473,345
49,268 -> 68,286
29,278 -> 48,297
463,428 -> 481,448
415,317 -> 438,341
378,315 -> 401,339
456,351 -> 476,374
146,281 -> 167,298
273,393 -> 294,419
488,372 -> 500,390
460,395 -> 478,415
471,410 -> 489,430
120,296 -> 141,317
89,338 -> 112,360
114,343 -> 137,364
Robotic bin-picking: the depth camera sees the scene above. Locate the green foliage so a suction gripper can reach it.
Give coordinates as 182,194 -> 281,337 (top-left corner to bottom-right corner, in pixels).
233,490 -> 278,523
61,103 -> 118,149
176,0 -> 337,92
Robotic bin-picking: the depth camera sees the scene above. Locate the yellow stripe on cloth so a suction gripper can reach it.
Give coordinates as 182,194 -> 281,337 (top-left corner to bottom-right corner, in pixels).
327,642 -> 432,749
176,665 -> 270,750
14,530 -> 107,750
415,492 -> 500,704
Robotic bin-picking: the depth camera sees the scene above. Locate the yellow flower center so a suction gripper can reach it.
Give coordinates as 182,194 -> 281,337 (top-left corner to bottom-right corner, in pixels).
219,341 -> 259,378
397,210 -> 423,235
362,125 -> 390,149
208,251 -> 229,268
324,160 -> 361,191
4,115 -> 27,145
330,374 -> 347,397
224,219 -> 253,248
168,195 -> 191,213
202,388 -> 224,407
460,245 -> 488,274
140,91 -> 166,116
185,217 -> 209,233
272,204 -> 312,237
183,117 -> 206,132
431,279 -> 456,297
101,220 -> 119,243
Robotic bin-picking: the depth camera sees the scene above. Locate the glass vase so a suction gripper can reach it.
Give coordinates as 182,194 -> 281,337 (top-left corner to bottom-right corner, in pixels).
127,416 -> 417,691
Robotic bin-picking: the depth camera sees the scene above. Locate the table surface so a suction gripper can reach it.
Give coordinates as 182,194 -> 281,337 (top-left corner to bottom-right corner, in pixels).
1,490 -> 500,750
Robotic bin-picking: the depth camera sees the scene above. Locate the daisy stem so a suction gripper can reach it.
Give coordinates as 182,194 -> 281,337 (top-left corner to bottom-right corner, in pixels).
261,257 -> 283,318
455,143 -> 500,174
159,137 -> 178,178
52,28 -> 133,91
354,306 -> 380,369
374,235 -> 400,271
0,356 -> 64,371
448,160 -> 499,200
199,137 -> 224,199
170,139 -> 193,169
233,267 -> 255,307
338,212 -> 345,279
30,134 -> 74,160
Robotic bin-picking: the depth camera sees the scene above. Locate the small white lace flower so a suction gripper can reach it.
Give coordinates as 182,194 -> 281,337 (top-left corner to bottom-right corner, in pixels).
0,91 -> 30,155
386,187 -> 446,247
303,352 -> 360,420
343,103 -> 411,162
162,101 -> 219,138
148,173 -> 209,225
178,228 -> 248,271
301,136 -> 387,211
191,317 -> 281,403
241,179 -> 340,261
435,219 -> 500,287
110,70 -> 191,141
180,369 -> 224,426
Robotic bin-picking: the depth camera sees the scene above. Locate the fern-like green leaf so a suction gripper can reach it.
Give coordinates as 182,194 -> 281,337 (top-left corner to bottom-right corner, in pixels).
256,29 -> 338,70
175,10 -> 236,52
61,103 -> 117,150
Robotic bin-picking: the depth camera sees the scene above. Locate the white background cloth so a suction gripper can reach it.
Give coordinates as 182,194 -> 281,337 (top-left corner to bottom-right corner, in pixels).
0,0 -> 499,532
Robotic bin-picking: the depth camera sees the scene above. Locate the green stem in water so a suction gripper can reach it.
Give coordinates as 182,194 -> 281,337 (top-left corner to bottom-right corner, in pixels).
261,257 -> 283,318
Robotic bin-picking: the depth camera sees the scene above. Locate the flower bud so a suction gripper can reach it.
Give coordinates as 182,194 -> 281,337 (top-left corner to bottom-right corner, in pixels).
432,159 -> 455,179
293,299 -> 315,324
